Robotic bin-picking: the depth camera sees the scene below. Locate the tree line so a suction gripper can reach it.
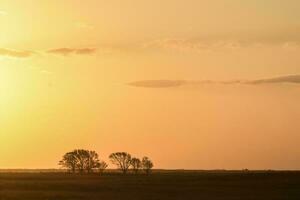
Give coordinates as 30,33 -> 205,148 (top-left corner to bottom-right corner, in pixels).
59,149 -> 154,175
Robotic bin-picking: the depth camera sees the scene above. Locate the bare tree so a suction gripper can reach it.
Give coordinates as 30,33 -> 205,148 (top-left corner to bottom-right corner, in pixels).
86,150 -> 101,173
109,152 -> 132,174
131,157 -> 142,174
59,152 -> 77,173
97,161 -> 108,175
73,149 -> 89,173
142,157 -> 153,175
59,149 -> 101,173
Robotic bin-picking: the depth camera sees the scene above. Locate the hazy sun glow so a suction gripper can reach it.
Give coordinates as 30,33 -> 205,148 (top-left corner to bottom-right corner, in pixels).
1,0 -> 300,169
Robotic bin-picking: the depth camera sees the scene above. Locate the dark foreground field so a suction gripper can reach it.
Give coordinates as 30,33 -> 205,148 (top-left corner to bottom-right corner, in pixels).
1,171 -> 300,200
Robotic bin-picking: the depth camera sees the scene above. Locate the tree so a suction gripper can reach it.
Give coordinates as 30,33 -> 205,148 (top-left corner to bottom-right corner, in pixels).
73,149 -> 89,173
59,152 -> 77,173
109,152 -> 132,174
142,157 -> 153,175
131,157 -> 142,174
59,149 -> 101,173
97,161 -> 108,175
86,150 -> 100,173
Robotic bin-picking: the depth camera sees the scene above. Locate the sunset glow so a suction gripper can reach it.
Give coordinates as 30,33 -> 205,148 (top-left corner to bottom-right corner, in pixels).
1,0 -> 300,170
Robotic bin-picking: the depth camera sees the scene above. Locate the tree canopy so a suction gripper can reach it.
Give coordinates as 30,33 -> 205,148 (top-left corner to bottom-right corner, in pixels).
59,149 -> 107,174
59,150 -> 153,175
109,152 -> 132,174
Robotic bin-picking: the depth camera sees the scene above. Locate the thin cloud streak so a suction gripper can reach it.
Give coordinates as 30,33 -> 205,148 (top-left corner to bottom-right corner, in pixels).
0,48 -> 34,58
247,75 -> 300,84
47,48 -> 97,56
128,75 -> 300,88
144,32 -> 300,52
128,80 -> 187,88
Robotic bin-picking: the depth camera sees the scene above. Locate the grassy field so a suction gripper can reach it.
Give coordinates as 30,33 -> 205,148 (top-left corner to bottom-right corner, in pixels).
0,171 -> 300,200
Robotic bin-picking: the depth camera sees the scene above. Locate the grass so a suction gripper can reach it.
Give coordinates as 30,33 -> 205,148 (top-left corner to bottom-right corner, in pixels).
0,170 -> 300,199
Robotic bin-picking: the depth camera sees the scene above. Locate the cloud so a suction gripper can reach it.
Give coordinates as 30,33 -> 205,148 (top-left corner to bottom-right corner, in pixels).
128,75 -> 300,88
0,48 -> 34,58
246,75 -> 300,84
144,30 -> 300,52
144,39 -> 220,52
47,48 -> 97,56
143,38 -> 265,53
128,80 -> 187,88
75,48 -> 96,55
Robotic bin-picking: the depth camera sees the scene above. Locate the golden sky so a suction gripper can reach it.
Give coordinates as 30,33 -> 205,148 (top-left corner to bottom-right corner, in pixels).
1,0 -> 300,169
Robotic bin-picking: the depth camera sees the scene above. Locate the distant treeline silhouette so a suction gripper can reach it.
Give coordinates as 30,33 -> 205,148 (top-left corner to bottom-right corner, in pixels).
59,149 -> 153,175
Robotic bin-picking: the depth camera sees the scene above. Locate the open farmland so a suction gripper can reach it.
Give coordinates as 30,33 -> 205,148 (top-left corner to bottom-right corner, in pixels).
0,171 -> 300,200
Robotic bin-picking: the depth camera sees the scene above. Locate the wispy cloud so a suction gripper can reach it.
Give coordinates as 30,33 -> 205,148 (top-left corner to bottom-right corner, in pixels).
144,38 -> 243,52
128,75 -> 300,88
0,48 -> 34,58
144,30 -> 300,52
47,48 -> 97,56
246,75 -> 300,84
128,80 -> 187,88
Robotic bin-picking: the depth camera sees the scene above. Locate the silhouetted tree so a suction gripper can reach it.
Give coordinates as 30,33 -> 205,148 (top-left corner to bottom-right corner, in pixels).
97,161 -> 108,175
59,149 -> 101,173
142,157 -> 153,175
73,149 -> 89,173
59,152 -> 77,173
131,157 -> 142,174
109,152 -> 132,174
86,150 -> 101,173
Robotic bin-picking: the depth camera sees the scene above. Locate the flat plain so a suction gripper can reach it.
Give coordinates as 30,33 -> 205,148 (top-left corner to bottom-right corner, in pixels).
0,171 -> 300,200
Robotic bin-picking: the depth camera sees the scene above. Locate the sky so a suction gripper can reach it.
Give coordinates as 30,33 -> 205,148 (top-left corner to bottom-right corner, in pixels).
0,0 -> 300,169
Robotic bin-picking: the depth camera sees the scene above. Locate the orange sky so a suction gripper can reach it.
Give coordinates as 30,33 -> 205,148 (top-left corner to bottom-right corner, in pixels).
1,0 -> 300,169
